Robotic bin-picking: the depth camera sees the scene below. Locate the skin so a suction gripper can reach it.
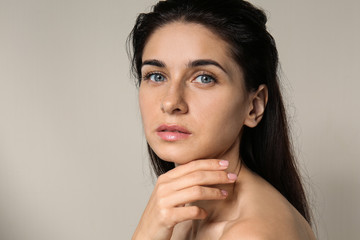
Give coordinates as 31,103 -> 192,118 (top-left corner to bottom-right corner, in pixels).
133,22 -> 316,240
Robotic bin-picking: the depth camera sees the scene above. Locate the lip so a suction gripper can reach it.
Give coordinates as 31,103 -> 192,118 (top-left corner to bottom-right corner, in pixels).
156,124 -> 191,141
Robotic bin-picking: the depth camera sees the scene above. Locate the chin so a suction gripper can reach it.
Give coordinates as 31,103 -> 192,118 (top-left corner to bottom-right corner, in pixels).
154,148 -> 194,165
151,143 -> 220,166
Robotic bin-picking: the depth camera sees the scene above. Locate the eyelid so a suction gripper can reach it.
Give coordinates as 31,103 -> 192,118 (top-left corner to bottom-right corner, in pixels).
142,71 -> 167,81
192,71 -> 218,83
142,70 -> 218,83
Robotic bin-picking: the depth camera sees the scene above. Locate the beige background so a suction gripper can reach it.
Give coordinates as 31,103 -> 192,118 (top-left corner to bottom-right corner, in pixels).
0,0 -> 359,239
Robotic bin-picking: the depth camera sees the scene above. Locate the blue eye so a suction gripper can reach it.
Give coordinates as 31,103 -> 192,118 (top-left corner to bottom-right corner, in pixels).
148,73 -> 166,82
193,75 -> 216,84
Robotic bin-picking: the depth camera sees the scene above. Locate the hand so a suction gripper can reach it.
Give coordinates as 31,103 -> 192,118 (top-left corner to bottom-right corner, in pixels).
131,159 -> 237,240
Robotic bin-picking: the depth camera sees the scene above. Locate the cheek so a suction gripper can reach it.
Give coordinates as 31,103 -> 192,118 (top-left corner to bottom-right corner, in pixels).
193,91 -> 247,142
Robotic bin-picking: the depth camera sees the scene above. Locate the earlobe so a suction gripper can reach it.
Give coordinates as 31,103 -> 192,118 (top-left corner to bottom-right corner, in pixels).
244,84 -> 268,128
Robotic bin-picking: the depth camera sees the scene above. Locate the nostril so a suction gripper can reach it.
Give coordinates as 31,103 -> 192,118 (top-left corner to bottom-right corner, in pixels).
161,93 -> 188,114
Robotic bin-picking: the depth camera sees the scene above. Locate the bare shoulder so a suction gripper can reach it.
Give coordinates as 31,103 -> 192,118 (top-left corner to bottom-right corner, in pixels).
219,216 -> 315,240
219,171 -> 317,240
219,219 -> 277,240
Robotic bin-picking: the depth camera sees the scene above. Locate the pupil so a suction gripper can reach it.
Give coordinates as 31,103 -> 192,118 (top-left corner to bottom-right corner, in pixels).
202,76 -> 209,82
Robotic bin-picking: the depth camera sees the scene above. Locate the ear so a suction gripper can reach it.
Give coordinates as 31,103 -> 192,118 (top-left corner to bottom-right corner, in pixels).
243,84 -> 268,128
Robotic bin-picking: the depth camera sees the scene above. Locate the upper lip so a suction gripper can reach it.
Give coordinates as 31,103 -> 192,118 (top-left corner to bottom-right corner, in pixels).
156,124 -> 191,134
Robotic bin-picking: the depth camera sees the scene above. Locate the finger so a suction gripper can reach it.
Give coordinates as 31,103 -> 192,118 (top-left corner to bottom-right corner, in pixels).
164,159 -> 229,179
165,186 -> 228,207
170,206 -> 207,225
172,170 -> 237,190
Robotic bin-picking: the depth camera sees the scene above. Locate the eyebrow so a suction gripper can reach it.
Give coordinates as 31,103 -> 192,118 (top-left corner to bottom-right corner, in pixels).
141,59 -> 228,74
187,59 -> 228,74
141,59 -> 166,68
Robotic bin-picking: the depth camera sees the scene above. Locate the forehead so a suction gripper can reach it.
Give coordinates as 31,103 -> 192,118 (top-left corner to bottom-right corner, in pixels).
142,22 -> 233,65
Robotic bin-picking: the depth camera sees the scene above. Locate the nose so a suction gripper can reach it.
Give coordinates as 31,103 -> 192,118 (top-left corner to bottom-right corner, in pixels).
161,83 -> 188,114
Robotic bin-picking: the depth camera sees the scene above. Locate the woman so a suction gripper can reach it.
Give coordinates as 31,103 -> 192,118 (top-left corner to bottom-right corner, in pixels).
128,0 -> 316,239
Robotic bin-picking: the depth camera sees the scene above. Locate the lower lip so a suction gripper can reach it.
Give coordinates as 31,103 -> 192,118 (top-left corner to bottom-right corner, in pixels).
156,131 -> 191,141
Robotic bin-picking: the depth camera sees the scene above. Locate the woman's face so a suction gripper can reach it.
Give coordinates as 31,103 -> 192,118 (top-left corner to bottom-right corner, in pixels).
139,22 -> 253,164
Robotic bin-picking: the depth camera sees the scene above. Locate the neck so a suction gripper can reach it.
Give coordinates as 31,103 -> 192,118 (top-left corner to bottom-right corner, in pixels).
191,141 -> 244,227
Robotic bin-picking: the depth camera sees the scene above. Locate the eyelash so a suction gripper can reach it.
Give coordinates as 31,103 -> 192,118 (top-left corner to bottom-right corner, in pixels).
142,71 -> 165,82
141,71 -> 218,84
193,73 -> 217,84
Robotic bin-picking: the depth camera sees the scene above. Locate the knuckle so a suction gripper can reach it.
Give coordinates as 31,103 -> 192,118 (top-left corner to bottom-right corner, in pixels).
192,171 -> 205,182
187,160 -> 198,170
188,160 -> 197,168
211,159 -> 219,168
157,197 -> 167,207
158,208 -> 170,223
157,174 -> 167,183
156,183 -> 165,192
159,209 -> 175,228
156,183 -> 168,197
191,186 -> 203,197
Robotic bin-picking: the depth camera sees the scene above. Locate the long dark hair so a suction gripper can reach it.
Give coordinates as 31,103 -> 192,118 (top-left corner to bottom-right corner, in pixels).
127,0 -> 311,224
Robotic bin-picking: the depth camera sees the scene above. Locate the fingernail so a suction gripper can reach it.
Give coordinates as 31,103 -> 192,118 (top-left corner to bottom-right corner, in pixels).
221,189 -> 228,196
219,160 -> 229,167
227,173 -> 237,181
